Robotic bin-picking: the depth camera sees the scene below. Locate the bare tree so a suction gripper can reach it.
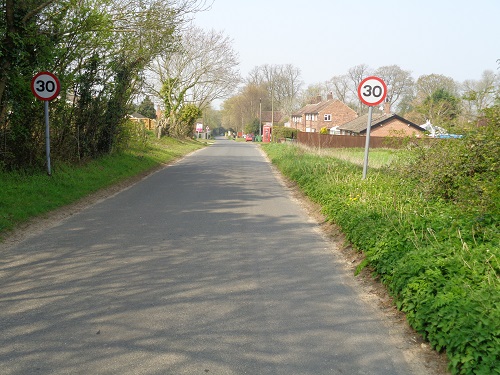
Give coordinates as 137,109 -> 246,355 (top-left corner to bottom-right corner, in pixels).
347,64 -> 372,113
462,70 -> 499,121
147,26 -> 240,135
246,64 -> 302,119
275,64 -> 303,118
247,66 -> 267,86
298,83 -> 325,106
374,65 -> 414,110
415,73 -> 458,100
327,75 -> 350,103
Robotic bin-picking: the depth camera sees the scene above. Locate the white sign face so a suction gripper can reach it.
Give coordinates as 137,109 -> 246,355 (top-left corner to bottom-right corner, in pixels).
357,76 -> 387,106
31,71 -> 61,101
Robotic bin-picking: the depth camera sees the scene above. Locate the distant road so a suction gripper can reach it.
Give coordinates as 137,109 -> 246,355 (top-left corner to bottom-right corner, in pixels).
0,140 -> 426,374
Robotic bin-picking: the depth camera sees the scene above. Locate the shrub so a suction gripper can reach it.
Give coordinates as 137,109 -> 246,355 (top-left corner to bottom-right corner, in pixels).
394,120 -> 499,220
272,125 -> 298,140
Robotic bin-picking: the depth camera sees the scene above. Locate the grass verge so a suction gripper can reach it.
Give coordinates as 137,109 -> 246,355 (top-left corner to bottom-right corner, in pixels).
262,142 -> 499,375
0,134 -> 206,241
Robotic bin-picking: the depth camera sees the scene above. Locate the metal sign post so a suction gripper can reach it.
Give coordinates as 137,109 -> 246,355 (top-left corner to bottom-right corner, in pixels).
44,101 -> 51,175
31,71 -> 61,176
362,106 -> 374,179
357,76 -> 387,180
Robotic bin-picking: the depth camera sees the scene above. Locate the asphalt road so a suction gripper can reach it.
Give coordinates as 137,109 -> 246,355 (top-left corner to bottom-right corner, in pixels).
1,139 -> 423,374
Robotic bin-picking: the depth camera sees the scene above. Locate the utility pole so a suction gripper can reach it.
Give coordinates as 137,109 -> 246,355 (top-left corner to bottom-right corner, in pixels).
271,83 -> 274,126
259,98 -> 262,138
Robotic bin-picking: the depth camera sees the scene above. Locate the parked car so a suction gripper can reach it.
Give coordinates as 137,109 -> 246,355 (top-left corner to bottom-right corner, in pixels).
245,134 -> 253,142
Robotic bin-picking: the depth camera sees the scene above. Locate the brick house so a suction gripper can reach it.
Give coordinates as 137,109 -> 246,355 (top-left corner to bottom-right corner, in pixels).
261,111 -> 283,126
291,93 -> 357,132
338,105 -> 425,137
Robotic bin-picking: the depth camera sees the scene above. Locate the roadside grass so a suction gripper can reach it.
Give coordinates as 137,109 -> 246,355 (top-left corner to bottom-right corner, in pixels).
262,142 -> 499,375
0,132 -> 206,241
295,144 -> 400,168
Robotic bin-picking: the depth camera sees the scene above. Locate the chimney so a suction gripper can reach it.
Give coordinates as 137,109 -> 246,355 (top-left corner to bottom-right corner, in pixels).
156,105 -> 162,119
327,92 -> 333,100
316,95 -> 322,103
384,101 -> 391,114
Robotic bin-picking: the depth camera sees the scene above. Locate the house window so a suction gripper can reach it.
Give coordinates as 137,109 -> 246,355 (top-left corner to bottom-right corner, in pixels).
324,114 -> 332,121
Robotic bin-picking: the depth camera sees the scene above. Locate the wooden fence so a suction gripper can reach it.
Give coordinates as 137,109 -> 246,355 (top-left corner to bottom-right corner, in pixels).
296,133 -> 435,149
130,117 -> 157,131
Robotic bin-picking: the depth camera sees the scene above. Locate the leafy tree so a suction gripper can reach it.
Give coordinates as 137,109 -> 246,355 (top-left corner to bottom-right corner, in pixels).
403,74 -> 459,126
244,118 -> 260,135
201,105 -> 221,133
220,83 -> 266,132
220,95 -> 245,134
417,88 -> 461,128
176,103 -> 201,137
1,0 -> 201,170
137,96 -> 156,119
0,0 -> 75,169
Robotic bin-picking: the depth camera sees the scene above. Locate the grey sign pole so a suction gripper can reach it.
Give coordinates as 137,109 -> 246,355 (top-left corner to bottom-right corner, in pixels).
362,106 -> 373,180
44,100 -> 52,176
357,76 -> 387,180
31,71 -> 60,176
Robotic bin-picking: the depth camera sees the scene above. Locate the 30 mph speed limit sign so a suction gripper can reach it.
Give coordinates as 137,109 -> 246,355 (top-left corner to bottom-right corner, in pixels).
357,76 -> 387,106
31,71 -> 61,101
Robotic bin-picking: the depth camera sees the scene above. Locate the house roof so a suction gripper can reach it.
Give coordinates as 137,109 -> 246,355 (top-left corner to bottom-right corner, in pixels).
338,113 -> 424,134
261,111 -> 283,123
129,112 -> 148,119
292,99 -> 354,116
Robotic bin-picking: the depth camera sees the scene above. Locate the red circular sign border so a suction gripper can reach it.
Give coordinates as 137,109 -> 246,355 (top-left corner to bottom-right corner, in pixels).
357,76 -> 387,107
31,71 -> 61,101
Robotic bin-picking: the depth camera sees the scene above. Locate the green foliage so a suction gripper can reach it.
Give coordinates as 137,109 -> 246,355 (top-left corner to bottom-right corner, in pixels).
395,119 -> 500,218
136,96 -> 156,119
160,77 -> 183,115
160,80 -> 202,139
417,88 -> 461,129
262,142 -> 499,375
176,103 -> 201,138
271,125 -> 298,140
1,0 -> 185,171
244,118 -> 260,135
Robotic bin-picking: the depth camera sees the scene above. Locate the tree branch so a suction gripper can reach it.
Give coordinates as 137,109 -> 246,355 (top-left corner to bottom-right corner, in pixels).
21,0 -> 58,24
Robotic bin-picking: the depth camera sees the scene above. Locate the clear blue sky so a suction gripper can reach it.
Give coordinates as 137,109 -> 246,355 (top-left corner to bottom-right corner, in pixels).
193,0 -> 500,86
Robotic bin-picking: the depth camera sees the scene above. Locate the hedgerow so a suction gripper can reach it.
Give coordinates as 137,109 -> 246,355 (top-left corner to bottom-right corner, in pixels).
262,131 -> 499,374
